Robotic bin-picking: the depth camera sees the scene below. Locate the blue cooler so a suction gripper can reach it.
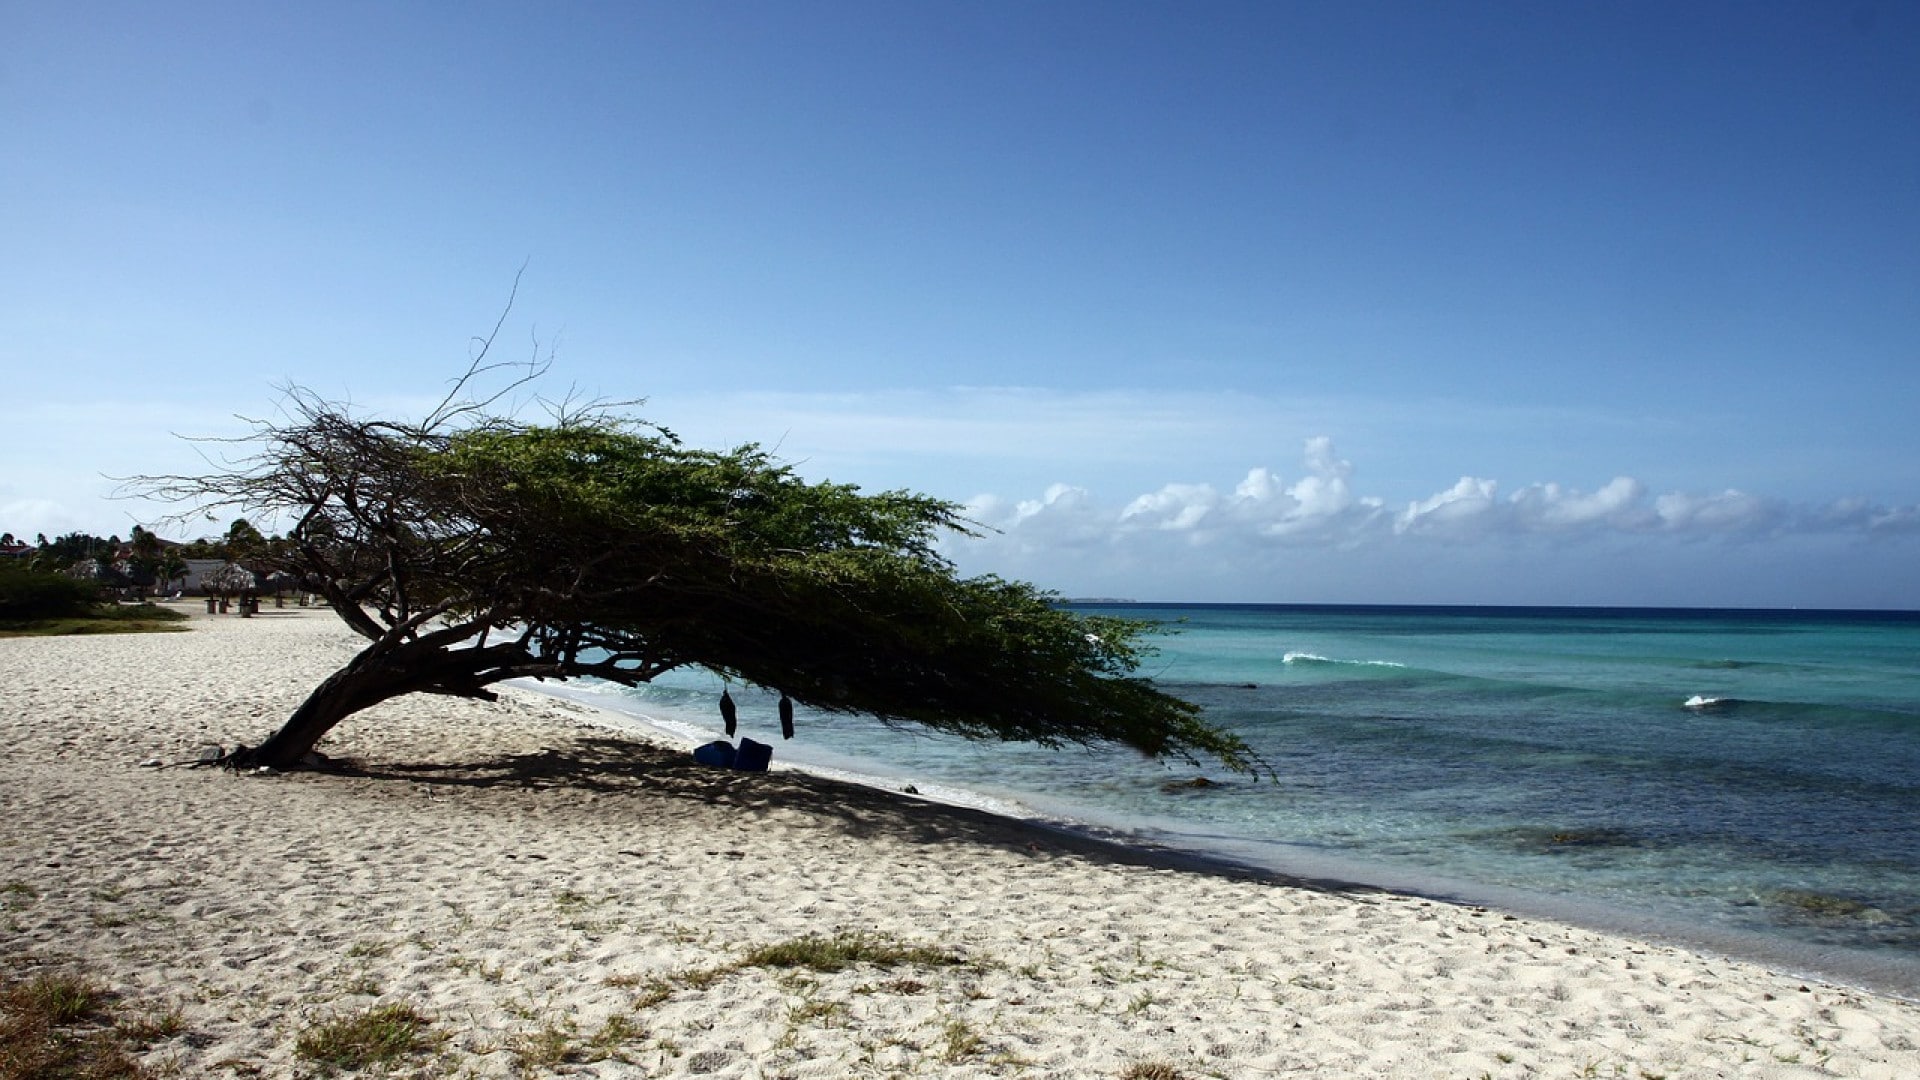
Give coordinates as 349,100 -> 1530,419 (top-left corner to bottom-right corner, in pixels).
733,738 -> 772,772
692,741 -> 737,768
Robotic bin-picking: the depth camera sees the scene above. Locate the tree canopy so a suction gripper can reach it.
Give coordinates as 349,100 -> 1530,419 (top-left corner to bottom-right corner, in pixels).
131,364 -> 1254,774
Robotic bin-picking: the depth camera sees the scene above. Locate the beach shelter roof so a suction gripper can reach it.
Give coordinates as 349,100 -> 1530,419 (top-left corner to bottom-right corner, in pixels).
203,563 -> 259,594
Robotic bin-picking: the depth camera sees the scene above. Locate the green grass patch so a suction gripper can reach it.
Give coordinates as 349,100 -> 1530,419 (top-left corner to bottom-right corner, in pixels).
625,931 -> 968,1026
586,1014 -> 645,1058
117,1005 -> 184,1045
294,1001 -> 439,1071
738,932 -> 966,974
507,1021 -> 576,1073
0,603 -> 190,638
504,1013 -> 645,1074
938,1018 -> 985,1063
0,968 -> 153,1080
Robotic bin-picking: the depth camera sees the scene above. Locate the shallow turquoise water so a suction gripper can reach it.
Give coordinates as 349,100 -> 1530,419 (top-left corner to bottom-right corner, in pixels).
576,604 -> 1920,996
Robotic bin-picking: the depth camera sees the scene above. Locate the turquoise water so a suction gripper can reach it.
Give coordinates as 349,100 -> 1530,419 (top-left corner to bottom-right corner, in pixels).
569,604 -> 1920,996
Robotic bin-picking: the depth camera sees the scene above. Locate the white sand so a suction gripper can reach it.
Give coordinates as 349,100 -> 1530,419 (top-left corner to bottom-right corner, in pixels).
4,607 -> 1918,1078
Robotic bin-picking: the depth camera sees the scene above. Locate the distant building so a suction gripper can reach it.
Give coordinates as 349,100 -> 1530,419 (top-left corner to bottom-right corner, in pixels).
179,559 -> 229,595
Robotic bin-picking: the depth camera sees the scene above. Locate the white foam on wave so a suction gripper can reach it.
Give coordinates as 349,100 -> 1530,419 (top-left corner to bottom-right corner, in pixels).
1684,694 -> 1732,710
1283,651 -> 1406,668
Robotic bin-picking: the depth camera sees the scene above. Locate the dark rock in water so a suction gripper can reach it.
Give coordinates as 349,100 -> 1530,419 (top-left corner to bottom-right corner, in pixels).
1161,776 -> 1219,794
1544,828 -> 1643,849
1492,826 -> 1647,853
1768,888 -> 1892,924
1238,683 -> 1258,690
902,784 -> 919,795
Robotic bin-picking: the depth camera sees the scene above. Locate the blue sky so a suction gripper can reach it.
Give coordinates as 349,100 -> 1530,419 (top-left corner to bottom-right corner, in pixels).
4,2 -> 1917,607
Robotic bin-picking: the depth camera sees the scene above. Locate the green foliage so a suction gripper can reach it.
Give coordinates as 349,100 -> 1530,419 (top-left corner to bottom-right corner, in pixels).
414,420 -> 1244,764
156,551 -> 188,590
28,532 -> 112,569
0,593 -> 188,637
128,363 -> 1256,773
0,562 -> 99,620
222,518 -> 267,561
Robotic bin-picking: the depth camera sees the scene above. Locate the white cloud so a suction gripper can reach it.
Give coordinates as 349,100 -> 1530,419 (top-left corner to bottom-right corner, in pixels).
1652,489 -> 1779,534
1111,439 -> 1388,546
1395,476 -> 1500,536
966,482 -> 1113,551
1120,482 -> 1220,532
957,438 -> 1920,575
1864,505 -> 1920,534
1509,476 -> 1650,530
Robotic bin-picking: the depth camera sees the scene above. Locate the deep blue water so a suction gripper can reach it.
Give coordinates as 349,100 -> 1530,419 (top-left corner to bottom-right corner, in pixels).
559,604 -> 1920,996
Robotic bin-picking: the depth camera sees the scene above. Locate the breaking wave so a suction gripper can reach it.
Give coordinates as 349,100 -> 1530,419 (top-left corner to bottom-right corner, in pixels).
1283,651 -> 1407,668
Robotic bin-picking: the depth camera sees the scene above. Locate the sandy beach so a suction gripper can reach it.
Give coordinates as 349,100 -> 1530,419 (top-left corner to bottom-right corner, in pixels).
4,607 -> 1919,1078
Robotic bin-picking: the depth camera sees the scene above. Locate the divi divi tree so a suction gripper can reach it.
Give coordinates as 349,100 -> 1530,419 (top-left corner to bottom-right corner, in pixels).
132,361 -> 1252,774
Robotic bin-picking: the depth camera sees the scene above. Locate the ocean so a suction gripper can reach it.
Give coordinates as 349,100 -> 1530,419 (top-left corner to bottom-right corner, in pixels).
550,604 -> 1920,998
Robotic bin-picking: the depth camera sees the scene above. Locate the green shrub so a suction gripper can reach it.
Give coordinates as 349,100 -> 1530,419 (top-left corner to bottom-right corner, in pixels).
0,564 -> 98,620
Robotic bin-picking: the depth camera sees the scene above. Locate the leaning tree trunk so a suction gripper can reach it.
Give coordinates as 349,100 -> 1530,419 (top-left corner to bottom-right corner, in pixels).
229,657 -> 428,764
232,661 -> 417,768
225,629 -> 548,769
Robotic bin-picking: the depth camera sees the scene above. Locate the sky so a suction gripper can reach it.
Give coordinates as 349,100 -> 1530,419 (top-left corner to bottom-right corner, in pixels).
4,1 -> 1917,607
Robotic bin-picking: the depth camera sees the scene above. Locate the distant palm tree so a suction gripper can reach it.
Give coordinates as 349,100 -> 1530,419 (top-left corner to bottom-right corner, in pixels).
160,551 -> 189,595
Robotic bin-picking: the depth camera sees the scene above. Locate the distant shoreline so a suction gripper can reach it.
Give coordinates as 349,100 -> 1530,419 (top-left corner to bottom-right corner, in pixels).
1068,599 -> 1920,619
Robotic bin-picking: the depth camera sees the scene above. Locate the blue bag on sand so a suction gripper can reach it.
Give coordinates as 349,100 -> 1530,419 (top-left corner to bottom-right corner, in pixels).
733,737 -> 772,772
692,741 -> 737,768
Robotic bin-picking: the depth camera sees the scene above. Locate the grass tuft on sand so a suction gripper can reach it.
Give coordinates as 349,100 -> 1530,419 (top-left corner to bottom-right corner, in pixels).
294,1001 -> 440,1071
0,968 -> 152,1080
738,932 -> 967,974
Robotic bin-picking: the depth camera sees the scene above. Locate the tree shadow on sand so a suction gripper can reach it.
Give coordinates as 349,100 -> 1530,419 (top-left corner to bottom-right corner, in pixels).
339,734 -> 1376,897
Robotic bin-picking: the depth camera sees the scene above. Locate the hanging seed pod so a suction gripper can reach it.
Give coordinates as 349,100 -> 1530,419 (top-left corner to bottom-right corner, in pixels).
720,688 -> 738,737
778,694 -> 795,740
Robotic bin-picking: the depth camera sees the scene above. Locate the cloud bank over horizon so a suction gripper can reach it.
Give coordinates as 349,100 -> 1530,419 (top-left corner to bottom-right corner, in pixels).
962,436 -> 1920,547
947,436 -> 1920,607
5,388 -> 1918,609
